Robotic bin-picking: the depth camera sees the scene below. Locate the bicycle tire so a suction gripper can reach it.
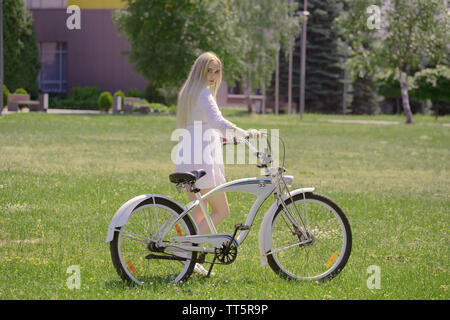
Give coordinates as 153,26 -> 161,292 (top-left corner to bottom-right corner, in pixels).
267,192 -> 352,281
110,196 -> 198,285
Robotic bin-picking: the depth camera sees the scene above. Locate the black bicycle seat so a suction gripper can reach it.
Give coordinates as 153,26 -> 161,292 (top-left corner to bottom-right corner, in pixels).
169,169 -> 207,184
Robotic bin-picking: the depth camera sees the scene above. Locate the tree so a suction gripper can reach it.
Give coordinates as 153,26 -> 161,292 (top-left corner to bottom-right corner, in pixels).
351,76 -> 379,114
375,70 -> 402,114
302,0 -> 345,113
228,0 -> 302,113
412,65 -> 450,116
114,0 -> 239,89
337,0 -> 449,123
3,0 -> 41,98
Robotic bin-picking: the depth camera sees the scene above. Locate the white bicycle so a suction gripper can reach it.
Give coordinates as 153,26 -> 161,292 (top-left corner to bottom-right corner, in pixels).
106,133 -> 352,285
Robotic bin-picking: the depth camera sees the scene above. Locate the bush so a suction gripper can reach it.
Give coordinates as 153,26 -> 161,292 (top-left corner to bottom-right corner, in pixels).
127,88 -> 145,98
168,104 -> 177,114
71,86 -> 101,102
113,90 -> 125,103
98,91 -> 113,112
14,88 -> 29,109
148,103 -> 169,113
50,86 -> 101,110
3,85 -> 10,107
14,88 -> 28,94
145,84 -> 166,104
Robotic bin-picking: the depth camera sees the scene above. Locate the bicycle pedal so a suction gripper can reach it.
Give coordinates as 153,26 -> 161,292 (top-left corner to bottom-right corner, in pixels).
235,224 -> 250,231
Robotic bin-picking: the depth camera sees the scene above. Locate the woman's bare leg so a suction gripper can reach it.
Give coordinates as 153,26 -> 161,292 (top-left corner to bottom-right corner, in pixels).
188,188 -> 230,234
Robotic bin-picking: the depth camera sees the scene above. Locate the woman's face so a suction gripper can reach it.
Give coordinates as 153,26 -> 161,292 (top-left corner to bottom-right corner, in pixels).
206,60 -> 220,87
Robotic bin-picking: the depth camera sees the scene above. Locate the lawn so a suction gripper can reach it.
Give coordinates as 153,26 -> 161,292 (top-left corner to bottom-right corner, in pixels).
0,111 -> 448,300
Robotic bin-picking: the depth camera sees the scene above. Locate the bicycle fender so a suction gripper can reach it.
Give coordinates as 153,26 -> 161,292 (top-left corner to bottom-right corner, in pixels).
258,188 -> 315,267
105,194 -> 191,243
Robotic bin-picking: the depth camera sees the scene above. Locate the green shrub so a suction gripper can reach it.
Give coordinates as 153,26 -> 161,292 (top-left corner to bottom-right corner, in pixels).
168,104 -> 177,114
127,88 -> 145,98
148,103 -> 169,113
71,86 -> 101,102
3,85 -> 10,107
113,90 -> 125,103
14,88 -> 29,109
98,91 -> 113,111
50,86 -> 101,110
145,84 -> 166,104
14,88 -> 28,95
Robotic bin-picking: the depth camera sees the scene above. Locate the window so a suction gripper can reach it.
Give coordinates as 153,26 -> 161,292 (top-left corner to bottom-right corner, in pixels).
39,42 -> 67,93
26,0 -> 68,9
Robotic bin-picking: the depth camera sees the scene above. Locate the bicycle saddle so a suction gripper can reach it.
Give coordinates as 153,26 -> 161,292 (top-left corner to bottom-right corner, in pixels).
169,169 -> 207,184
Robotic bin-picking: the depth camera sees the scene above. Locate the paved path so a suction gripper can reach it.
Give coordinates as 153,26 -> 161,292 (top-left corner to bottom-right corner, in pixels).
327,119 -> 400,125
1,108 -> 101,115
47,109 -> 101,114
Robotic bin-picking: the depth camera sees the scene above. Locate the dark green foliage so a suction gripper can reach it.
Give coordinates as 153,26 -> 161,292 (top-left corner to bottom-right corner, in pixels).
3,0 -> 41,98
304,0 -> 345,113
351,76 -> 379,114
144,84 -> 167,105
412,65 -> 450,115
50,86 -> 101,110
376,73 -> 401,99
278,0 -> 345,113
126,88 -> 145,99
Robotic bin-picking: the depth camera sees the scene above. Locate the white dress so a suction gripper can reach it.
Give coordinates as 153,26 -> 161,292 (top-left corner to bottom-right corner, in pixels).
175,88 -> 235,189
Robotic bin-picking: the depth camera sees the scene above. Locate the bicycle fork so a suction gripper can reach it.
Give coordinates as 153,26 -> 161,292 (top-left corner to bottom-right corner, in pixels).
276,190 -> 312,243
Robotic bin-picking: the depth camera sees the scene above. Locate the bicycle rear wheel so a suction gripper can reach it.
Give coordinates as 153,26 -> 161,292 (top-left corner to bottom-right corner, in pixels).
267,193 -> 352,281
110,197 -> 197,285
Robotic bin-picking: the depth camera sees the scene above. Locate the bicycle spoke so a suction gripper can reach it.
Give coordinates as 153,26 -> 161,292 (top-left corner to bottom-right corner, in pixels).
268,193 -> 351,281
111,201 -> 198,285
121,231 -> 149,245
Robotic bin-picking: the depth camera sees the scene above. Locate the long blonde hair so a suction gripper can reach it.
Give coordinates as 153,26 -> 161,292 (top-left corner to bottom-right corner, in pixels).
177,52 -> 223,128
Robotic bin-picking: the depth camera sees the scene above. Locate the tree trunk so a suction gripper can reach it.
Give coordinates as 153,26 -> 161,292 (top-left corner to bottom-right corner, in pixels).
398,71 -> 413,124
262,85 -> 266,114
244,78 -> 253,114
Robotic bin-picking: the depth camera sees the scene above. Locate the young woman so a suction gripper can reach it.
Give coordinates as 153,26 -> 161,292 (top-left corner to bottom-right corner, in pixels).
175,52 -> 259,274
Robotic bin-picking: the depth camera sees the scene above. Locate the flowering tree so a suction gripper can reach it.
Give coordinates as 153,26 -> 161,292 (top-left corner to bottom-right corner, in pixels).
337,0 -> 449,123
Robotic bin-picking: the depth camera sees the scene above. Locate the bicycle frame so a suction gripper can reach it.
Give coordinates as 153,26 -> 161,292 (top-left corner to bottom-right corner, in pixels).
160,175 -> 293,249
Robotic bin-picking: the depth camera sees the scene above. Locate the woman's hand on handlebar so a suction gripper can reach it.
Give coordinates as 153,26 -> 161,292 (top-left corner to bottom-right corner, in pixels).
247,129 -> 261,139
232,125 -> 261,139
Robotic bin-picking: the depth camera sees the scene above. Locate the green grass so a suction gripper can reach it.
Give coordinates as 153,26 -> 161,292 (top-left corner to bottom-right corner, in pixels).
0,112 -> 448,300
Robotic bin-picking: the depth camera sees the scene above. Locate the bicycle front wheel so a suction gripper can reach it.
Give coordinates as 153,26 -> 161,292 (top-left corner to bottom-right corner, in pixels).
110,197 -> 197,285
267,193 -> 352,281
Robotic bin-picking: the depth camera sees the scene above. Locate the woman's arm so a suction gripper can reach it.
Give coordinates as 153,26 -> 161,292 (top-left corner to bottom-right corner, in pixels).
199,88 -> 260,138
199,88 -> 235,133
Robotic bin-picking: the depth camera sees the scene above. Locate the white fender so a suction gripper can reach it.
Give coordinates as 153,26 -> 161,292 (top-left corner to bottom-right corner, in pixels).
105,194 -> 193,243
258,187 -> 315,267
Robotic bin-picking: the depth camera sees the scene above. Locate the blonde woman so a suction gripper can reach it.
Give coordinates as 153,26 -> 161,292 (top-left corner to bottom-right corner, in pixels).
175,52 -> 259,273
